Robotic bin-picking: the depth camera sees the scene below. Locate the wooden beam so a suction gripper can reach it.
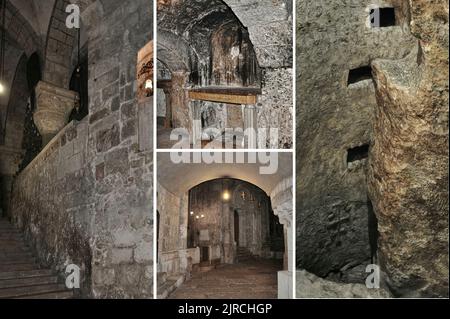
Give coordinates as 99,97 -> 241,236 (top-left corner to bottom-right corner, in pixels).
188,87 -> 261,105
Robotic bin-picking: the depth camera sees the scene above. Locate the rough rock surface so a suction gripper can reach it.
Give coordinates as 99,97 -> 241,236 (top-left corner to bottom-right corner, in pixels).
368,0 -> 449,298
297,270 -> 391,299
296,0 -> 416,278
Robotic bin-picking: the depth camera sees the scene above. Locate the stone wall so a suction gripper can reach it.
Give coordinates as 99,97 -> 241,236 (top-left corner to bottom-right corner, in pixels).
10,119 -> 94,296
9,0 -> 154,299
82,0 -> 153,298
296,0 -> 417,281
157,182 -> 192,276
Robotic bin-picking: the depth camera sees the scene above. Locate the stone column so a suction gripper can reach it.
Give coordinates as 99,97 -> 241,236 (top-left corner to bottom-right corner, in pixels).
190,100 -> 202,147
33,81 -> 78,146
243,104 -> 257,148
163,89 -> 172,129
274,204 -> 293,299
271,177 -> 293,299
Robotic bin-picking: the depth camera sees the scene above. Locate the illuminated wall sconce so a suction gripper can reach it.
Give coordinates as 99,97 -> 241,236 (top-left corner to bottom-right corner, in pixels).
145,79 -> 153,90
223,190 -> 231,201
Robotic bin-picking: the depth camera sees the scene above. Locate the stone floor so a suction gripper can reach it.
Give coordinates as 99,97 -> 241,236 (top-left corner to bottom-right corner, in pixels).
169,259 -> 282,299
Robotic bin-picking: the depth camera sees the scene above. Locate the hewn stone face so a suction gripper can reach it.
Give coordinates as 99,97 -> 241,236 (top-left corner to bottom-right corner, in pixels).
368,0 -> 449,297
83,0 -> 153,298
297,270 -> 391,299
296,0 -> 417,281
10,120 -> 94,297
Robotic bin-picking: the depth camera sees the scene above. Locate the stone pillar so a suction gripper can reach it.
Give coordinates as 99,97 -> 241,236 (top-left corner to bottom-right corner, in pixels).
191,100 -> 202,146
271,177 -> 294,299
243,104 -> 257,148
33,81 -> 78,146
163,89 -> 172,129
274,205 -> 293,299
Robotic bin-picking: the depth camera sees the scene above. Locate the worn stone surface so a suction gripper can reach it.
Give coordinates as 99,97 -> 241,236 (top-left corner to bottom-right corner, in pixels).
297,270 -> 391,299
10,120 -> 94,297
157,0 -> 293,149
368,0 -> 449,298
296,0 -> 417,283
170,259 -> 282,299
4,0 -> 154,299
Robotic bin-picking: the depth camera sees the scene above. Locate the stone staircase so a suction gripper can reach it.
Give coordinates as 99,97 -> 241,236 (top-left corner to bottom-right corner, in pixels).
157,272 -> 185,299
236,247 -> 254,262
0,218 -> 73,299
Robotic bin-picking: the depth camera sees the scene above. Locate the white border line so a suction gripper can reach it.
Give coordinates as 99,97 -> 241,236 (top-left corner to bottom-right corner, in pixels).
292,0 -> 297,300
153,0 -> 158,300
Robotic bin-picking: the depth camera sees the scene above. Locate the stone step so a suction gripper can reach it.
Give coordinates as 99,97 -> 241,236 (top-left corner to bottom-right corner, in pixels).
0,248 -> 31,254
0,275 -> 58,289
0,269 -> 54,281
16,290 -> 74,299
0,252 -> 33,259
0,284 -> 69,299
0,229 -> 20,234
0,236 -> 23,241
158,272 -> 167,284
0,257 -> 36,264
158,274 -> 185,299
0,245 -> 30,252
0,263 -> 37,272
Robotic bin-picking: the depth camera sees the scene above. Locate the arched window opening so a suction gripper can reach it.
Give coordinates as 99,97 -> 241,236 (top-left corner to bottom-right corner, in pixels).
69,59 -> 89,122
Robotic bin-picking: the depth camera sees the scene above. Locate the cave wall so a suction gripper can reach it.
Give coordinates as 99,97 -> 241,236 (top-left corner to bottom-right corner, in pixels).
368,0 -> 449,297
296,0 -> 417,280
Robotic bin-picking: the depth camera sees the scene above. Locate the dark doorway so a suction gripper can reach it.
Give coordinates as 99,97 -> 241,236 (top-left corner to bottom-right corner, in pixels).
69,59 -> 89,122
234,210 -> 240,247
19,52 -> 42,171
201,247 -> 209,263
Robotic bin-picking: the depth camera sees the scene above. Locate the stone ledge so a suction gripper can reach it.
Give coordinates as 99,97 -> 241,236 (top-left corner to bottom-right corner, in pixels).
17,118 -> 89,179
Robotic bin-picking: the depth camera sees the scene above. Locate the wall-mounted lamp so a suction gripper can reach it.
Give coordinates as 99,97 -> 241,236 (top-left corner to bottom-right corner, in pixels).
223,190 -> 231,201
145,79 -> 153,90
0,82 -> 4,95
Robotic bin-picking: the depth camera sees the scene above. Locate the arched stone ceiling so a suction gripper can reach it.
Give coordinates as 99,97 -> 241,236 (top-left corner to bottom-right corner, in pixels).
157,153 -> 292,196
9,0 -> 56,37
158,0 -> 241,64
